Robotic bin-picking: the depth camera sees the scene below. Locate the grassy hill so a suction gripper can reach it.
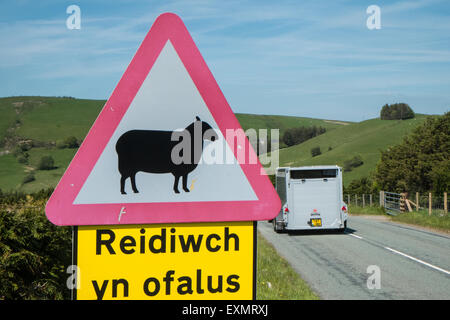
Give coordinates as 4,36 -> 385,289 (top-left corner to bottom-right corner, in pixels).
0,96 -> 104,144
236,113 -> 348,137
0,96 -> 350,193
272,114 -> 432,186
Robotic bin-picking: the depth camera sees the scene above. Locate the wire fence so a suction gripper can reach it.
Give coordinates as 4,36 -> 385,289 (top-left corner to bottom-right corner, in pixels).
414,193 -> 449,211
344,191 -> 449,215
344,193 -> 381,208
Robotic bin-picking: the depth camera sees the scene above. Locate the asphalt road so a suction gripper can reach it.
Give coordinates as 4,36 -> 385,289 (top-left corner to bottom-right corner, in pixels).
258,216 -> 450,300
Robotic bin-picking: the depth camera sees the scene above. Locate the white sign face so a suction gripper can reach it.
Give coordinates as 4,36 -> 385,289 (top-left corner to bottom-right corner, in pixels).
74,41 -> 257,205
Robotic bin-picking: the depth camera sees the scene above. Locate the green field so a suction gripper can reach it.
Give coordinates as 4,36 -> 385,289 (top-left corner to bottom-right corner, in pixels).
237,113 -> 349,140
273,115 -> 431,185
0,99 -> 18,143
0,154 -> 27,191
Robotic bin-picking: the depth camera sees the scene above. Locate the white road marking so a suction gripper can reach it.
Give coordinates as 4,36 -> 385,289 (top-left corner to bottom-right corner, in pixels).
349,234 -> 363,239
384,246 -> 450,275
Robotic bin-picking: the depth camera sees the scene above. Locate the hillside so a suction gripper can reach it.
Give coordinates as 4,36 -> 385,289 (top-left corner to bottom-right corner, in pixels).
0,96 -> 349,192
236,113 -> 348,139
272,114 -> 432,185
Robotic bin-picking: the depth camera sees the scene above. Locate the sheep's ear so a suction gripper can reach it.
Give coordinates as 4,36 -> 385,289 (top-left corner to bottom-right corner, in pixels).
195,116 -> 201,121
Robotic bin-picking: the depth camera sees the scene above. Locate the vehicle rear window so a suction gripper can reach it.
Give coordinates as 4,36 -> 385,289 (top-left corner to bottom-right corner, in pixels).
290,169 -> 337,179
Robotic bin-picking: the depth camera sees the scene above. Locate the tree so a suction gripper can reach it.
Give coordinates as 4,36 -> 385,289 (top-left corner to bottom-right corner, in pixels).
311,146 -> 321,157
22,173 -> 35,184
344,177 -> 376,195
282,126 -> 326,147
57,136 -> 79,149
374,112 -> 449,193
343,155 -> 364,172
38,155 -> 55,170
380,103 -> 415,120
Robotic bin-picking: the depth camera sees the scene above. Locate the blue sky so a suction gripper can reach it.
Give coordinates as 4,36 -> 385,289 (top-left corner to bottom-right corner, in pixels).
0,0 -> 449,121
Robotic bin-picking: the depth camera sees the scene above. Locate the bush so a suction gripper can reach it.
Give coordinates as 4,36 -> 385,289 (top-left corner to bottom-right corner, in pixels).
17,153 -> 29,164
380,103 -> 415,120
37,155 -> 55,170
343,155 -> 364,172
56,136 -> 79,149
311,146 -> 321,157
56,140 -> 66,149
64,136 -> 79,149
22,173 -> 35,184
18,141 -> 32,152
0,191 -> 72,300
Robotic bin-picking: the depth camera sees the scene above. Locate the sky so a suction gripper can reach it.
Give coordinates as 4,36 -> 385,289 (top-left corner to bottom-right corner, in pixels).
0,0 -> 449,121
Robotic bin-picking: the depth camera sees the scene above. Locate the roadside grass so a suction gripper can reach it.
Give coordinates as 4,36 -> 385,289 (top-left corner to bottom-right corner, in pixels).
391,209 -> 450,232
256,232 -> 319,300
349,205 -> 450,232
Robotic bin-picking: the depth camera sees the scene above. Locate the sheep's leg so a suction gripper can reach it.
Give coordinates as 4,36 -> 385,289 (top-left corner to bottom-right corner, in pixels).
120,175 -> 127,195
130,173 -> 139,193
173,175 -> 180,194
182,174 -> 190,192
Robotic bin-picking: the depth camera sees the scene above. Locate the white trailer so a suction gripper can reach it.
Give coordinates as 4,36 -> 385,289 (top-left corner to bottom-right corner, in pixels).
272,165 -> 348,232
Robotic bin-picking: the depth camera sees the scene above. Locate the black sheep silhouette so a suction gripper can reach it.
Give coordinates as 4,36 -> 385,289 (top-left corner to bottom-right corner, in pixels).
115,116 -> 218,194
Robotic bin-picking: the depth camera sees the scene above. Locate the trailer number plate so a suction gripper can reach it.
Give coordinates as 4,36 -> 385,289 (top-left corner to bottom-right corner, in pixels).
311,218 -> 322,227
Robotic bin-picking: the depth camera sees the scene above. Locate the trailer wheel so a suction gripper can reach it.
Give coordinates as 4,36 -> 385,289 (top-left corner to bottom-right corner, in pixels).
339,220 -> 347,233
273,219 -> 284,233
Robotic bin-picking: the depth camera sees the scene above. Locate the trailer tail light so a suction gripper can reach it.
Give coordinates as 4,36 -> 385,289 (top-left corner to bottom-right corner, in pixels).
284,207 -> 289,213
341,206 -> 347,212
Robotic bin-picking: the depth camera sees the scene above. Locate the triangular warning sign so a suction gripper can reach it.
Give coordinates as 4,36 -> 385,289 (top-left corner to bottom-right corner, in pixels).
45,13 -> 280,226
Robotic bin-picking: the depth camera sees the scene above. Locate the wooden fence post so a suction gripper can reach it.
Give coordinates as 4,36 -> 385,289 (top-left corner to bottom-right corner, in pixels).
347,194 -> 350,206
445,192 -> 448,214
362,194 -> 365,208
370,194 -> 373,207
416,192 -> 419,212
380,191 -> 384,207
400,193 -> 406,213
429,192 -> 432,216
355,194 -> 358,207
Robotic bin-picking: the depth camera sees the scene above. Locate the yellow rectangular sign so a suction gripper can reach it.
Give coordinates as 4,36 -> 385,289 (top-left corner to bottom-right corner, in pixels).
74,221 -> 256,300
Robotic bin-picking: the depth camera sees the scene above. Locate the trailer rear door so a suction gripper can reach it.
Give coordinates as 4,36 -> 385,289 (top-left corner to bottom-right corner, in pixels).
288,169 -> 340,229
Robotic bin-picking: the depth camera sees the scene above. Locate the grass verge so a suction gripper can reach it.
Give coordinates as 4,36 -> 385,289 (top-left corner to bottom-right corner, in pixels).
390,209 -> 450,232
349,205 -> 450,232
256,232 -> 319,300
